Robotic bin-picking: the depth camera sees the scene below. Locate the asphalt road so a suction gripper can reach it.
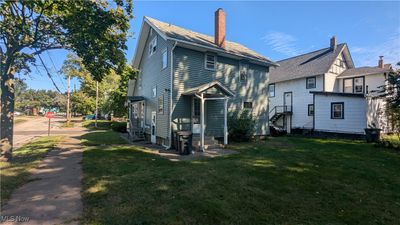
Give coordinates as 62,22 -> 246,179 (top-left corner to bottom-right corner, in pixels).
13,116 -> 81,148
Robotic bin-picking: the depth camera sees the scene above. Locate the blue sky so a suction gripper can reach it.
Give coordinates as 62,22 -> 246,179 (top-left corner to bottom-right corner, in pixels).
22,1 -> 400,91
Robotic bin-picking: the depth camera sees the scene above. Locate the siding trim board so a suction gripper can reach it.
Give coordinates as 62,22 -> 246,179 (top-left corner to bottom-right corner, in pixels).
310,91 -> 364,98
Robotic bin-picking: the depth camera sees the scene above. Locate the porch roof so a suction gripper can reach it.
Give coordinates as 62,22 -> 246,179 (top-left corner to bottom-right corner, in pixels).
182,80 -> 235,97
128,96 -> 145,102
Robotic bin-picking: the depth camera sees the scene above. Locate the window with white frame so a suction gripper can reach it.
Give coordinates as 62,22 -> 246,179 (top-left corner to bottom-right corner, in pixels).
268,84 -> 275,97
193,98 -> 200,124
331,102 -> 344,119
162,49 -> 167,69
354,77 -> 364,93
152,86 -> 157,98
239,63 -> 248,83
343,78 -> 353,93
158,95 -> 164,114
205,54 -> 216,70
308,104 -> 314,116
149,36 -> 157,56
306,77 -> 316,89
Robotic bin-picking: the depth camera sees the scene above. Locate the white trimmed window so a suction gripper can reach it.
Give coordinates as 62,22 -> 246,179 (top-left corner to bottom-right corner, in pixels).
152,86 -> 157,98
331,102 -> 344,119
306,77 -> 316,89
354,77 -> 364,93
158,95 -> 164,114
344,78 -> 353,93
205,54 -> 216,70
268,84 -> 275,97
239,63 -> 248,83
149,36 -> 157,56
162,49 -> 167,69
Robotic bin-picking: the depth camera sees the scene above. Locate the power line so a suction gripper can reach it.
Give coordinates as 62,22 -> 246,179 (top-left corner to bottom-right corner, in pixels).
36,53 -> 62,93
47,51 -> 67,91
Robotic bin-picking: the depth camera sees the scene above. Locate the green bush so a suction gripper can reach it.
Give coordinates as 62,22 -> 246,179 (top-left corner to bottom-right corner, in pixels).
228,110 -> 256,142
111,121 -> 127,133
82,120 -> 112,130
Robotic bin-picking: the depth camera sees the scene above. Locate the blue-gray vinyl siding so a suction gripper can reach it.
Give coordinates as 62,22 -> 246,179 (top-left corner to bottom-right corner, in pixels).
172,46 -> 270,137
133,30 -> 172,141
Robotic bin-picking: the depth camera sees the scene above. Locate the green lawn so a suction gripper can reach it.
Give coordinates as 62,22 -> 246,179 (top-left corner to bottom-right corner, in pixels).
81,130 -> 127,146
82,134 -> 400,225
0,136 -> 63,205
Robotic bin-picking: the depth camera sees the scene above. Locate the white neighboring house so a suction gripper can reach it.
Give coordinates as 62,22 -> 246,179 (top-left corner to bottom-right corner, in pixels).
269,36 -> 393,137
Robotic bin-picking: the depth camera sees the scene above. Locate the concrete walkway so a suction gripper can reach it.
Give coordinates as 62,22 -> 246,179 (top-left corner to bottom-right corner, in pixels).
1,127 -> 87,225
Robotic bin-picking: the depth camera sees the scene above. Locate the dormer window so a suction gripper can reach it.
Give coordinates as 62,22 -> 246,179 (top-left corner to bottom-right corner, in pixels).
149,36 -> 157,56
205,54 -> 216,70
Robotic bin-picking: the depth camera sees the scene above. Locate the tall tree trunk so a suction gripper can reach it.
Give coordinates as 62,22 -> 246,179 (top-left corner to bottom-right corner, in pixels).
0,63 -> 15,162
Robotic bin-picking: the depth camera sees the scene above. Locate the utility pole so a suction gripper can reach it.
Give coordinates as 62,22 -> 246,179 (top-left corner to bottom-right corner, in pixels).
66,75 -> 71,123
95,81 -> 99,128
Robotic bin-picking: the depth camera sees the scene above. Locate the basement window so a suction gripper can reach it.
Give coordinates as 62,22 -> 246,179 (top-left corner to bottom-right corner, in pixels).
205,54 -> 216,70
243,101 -> 253,109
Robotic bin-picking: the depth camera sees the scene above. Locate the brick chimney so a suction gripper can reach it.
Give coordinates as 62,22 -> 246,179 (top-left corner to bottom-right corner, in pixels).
378,56 -> 384,68
215,8 -> 226,48
330,36 -> 337,50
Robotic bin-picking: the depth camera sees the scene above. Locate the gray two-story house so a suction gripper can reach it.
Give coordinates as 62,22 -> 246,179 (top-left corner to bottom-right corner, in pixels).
127,9 -> 278,150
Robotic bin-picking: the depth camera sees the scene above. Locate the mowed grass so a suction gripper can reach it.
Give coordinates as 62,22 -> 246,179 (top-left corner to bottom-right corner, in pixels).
0,136 -> 64,205
81,130 -> 127,146
82,134 -> 400,225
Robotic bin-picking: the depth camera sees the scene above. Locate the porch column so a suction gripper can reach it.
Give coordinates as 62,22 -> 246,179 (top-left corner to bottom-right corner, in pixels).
224,98 -> 228,145
200,94 -> 205,152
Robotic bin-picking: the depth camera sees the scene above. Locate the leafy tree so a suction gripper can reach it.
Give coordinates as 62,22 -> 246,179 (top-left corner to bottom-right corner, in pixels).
228,110 -> 256,142
0,0 -> 133,161
102,65 -> 138,117
385,62 -> 400,135
61,54 -> 120,116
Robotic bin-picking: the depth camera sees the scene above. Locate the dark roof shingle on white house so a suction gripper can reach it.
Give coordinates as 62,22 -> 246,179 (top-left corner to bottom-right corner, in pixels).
337,64 -> 392,78
269,43 -> 354,83
145,16 -> 277,66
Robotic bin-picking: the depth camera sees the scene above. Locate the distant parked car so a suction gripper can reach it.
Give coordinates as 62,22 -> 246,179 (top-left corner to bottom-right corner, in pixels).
84,114 -> 105,120
14,111 -> 22,116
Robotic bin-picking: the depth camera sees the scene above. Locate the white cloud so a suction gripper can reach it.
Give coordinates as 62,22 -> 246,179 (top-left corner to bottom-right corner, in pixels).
261,31 -> 299,57
351,33 -> 400,67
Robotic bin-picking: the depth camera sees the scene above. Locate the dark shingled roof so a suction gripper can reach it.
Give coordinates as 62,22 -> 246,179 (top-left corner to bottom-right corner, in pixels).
145,17 -> 277,65
270,43 -> 349,83
337,64 -> 392,78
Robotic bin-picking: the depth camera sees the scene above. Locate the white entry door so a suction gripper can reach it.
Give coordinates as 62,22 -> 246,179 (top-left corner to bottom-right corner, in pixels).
283,92 -> 292,111
283,92 -> 292,133
151,111 -> 156,143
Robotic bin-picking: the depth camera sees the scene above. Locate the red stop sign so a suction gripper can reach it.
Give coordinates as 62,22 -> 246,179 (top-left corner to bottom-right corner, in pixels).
45,112 -> 54,118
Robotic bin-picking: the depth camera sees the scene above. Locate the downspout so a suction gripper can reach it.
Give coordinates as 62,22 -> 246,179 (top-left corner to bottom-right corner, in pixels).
168,41 -> 178,149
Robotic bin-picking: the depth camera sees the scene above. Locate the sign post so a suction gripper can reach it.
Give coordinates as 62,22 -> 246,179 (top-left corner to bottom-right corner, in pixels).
45,112 -> 54,136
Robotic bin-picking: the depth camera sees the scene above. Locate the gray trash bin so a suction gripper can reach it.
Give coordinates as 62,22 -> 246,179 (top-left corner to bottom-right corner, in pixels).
176,131 -> 192,155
